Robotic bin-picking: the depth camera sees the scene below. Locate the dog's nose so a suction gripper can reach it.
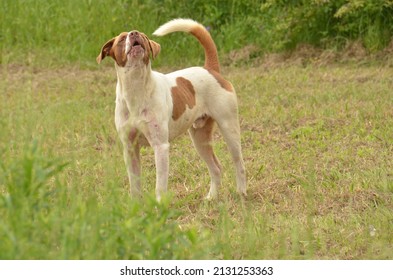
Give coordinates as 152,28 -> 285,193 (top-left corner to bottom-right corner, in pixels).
129,31 -> 140,38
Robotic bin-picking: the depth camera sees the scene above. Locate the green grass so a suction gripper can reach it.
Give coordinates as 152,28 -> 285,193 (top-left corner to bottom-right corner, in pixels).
1,61 -> 392,259
1,0 -> 255,68
1,0 -> 392,260
3,0 -> 393,68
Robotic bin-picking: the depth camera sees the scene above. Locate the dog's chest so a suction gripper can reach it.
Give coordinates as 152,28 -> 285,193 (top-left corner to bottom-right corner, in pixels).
114,68 -> 212,145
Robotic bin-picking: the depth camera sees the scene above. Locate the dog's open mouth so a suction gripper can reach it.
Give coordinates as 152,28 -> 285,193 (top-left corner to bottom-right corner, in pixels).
126,37 -> 145,56
132,40 -> 141,47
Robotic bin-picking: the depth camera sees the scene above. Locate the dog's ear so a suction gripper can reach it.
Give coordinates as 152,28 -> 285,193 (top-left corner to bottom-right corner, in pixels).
97,38 -> 116,64
148,39 -> 161,60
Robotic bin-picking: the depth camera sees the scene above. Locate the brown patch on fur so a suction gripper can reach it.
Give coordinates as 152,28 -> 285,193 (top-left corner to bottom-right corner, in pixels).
139,33 -> 160,65
97,32 -> 128,66
97,33 -> 127,66
190,26 -> 220,73
171,77 -> 196,120
112,33 -> 129,67
143,33 -> 160,60
207,69 -> 233,92
97,31 -> 160,66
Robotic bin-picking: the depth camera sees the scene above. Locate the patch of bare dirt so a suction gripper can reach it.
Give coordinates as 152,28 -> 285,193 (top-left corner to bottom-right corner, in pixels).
224,40 -> 393,68
223,44 -> 261,66
341,40 -> 368,59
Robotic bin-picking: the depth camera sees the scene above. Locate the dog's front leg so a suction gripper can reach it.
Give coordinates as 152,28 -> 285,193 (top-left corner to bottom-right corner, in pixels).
124,143 -> 141,198
120,128 -> 142,198
144,120 -> 170,201
153,142 -> 170,201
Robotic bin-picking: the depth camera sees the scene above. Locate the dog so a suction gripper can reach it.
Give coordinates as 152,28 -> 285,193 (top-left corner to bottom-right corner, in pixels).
97,19 -> 246,201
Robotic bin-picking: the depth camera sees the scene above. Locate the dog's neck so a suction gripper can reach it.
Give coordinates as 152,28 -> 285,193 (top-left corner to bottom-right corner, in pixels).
115,62 -> 155,104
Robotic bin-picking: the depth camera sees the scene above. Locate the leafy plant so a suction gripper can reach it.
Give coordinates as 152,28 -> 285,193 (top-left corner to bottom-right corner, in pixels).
0,141 -> 68,258
0,141 -> 206,259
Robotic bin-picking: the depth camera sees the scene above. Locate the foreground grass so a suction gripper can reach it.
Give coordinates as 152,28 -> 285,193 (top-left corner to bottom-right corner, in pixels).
0,61 -> 392,259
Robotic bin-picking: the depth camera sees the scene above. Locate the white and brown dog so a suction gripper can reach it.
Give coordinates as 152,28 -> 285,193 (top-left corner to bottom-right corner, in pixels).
97,19 -> 246,201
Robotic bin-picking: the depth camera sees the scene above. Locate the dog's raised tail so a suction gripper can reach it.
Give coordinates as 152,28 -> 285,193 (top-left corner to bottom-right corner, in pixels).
153,19 -> 220,73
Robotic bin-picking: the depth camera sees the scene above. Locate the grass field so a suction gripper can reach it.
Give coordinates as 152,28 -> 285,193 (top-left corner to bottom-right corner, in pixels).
1,57 -> 392,259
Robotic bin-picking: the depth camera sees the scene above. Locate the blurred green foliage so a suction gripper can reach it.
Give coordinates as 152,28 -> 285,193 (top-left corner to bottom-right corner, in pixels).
1,0 -> 392,66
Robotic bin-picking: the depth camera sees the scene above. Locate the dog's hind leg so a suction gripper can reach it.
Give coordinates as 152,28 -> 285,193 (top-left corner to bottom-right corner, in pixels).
189,117 -> 222,199
216,117 -> 247,197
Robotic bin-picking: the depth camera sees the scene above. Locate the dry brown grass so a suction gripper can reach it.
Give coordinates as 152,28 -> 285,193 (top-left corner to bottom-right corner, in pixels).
224,39 -> 393,69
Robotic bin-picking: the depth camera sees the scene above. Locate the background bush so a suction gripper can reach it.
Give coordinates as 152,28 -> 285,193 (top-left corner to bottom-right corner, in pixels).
1,0 -> 393,67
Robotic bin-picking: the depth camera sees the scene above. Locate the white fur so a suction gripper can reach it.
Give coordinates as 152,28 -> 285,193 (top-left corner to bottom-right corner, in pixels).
153,19 -> 200,36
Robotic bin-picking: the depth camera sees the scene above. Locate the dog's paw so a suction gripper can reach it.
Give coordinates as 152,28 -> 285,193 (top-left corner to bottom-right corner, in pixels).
236,184 -> 247,197
205,190 -> 218,201
240,189 -> 247,196
238,190 -> 247,198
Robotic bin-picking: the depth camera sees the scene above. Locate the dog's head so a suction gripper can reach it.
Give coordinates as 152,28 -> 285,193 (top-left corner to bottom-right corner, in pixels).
96,30 -> 160,67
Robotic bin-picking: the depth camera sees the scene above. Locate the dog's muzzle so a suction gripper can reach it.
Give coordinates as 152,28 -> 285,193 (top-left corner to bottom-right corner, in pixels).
125,31 -> 144,55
